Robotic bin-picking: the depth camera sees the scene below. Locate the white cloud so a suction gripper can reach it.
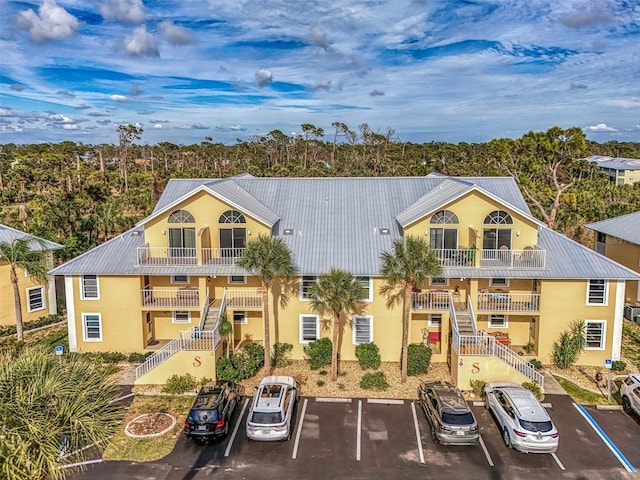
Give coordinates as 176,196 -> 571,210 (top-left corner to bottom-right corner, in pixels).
110,94 -> 127,102
178,122 -> 209,130
586,123 -> 617,132
100,0 -> 145,23
307,26 -> 330,51
0,108 -> 13,117
313,80 -> 332,90
255,69 -> 273,88
16,0 -> 79,43
154,124 -> 163,129
124,26 -> 159,57
159,21 -> 196,45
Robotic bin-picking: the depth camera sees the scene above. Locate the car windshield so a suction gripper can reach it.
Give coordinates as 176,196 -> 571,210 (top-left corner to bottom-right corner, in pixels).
251,411 -> 283,424
519,419 -> 553,432
190,408 -> 220,422
441,412 -> 475,425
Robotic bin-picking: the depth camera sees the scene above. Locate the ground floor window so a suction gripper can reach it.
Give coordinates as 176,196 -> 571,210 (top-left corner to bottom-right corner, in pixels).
233,311 -> 247,324
585,320 -> 606,349
173,311 -> 190,324
428,314 -> 442,327
27,286 -> 45,312
488,314 -> 508,328
82,313 -> 102,341
352,316 -> 373,344
300,315 -> 319,343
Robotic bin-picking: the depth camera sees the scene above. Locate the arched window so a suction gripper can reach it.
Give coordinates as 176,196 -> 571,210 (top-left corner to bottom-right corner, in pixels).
218,210 -> 246,224
168,210 -> 195,223
484,210 -> 513,225
430,210 -> 459,224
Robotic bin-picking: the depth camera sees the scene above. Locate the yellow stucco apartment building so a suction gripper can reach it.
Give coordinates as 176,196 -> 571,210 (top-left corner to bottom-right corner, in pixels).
1,224 -> 62,327
50,174 -> 640,389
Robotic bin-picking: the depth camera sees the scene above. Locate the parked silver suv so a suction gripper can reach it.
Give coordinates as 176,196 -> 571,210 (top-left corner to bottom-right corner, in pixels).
484,382 -> 558,454
418,381 -> 479,445
246,375 -> 298,441
621,374 -> 640,418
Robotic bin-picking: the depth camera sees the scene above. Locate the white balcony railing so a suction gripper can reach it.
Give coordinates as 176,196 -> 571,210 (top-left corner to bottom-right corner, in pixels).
411,291 -> 451,310
433,248 -> 477,267
477,292 -> 540,312
480,248 -> 546,269
141,288 -> 200,308
202,248 -> 245,265
137,247 -> 197,266
224,288 -> 263,308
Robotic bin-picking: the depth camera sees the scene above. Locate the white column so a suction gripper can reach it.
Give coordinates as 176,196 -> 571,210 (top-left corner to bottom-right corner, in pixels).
611,280 -> 625,360
65,276 -> 78,352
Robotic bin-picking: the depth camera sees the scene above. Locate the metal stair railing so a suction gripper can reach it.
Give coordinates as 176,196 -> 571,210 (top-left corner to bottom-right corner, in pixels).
198,294 -> 210,331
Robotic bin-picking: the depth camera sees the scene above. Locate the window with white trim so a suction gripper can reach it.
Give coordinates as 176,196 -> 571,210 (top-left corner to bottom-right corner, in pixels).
171,275 -> 189,284
490,278 -> 509,287
229,275 -> 246,284
584,320 -> 606,349
352,315 -> 373,344
488,314 -> 508,328
429,277 -> 448,286
356,276 -> 373,302
586,279 -> 607,305
233,311 -> 247,324
27,286 -> 45,312
428,314 -> 442,327
81,275 -> 99,299
173,311 -> 190,324
82,313 -> 102,341
300,276 -> 317,301
300,315 -> 319,343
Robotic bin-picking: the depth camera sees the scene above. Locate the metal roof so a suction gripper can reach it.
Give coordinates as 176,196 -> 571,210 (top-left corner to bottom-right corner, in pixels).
0,224 -> 63,252
585,211 -> 640,245
586,156 -> 640,171
49,175 -> 640,280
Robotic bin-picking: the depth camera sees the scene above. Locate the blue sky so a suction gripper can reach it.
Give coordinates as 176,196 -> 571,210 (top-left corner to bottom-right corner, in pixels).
1,0 -> 639,146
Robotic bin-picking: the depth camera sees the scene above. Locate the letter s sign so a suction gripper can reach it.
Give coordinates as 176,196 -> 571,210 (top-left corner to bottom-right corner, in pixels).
193,356 -> 202,367
471,362 -> 480,374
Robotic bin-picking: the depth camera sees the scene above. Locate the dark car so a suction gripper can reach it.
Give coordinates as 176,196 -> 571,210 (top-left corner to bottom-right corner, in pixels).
183,381 -> 243,441
418,380 -> 479,446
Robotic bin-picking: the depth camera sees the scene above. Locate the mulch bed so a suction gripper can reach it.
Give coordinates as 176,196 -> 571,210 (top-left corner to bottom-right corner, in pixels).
125,413 -> 176,437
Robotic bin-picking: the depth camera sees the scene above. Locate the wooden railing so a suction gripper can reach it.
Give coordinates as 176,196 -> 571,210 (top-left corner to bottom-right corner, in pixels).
476,292 -> 540,312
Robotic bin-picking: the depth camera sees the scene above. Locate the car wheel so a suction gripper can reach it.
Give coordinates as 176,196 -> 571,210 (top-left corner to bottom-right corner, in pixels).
483,393 -> 490,410
622,396 -> 632,414
430,424 -> 438,443
502,428 -> 511,449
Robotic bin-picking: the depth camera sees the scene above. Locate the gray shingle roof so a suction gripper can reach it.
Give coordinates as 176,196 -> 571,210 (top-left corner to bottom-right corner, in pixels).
49,175 -> 640,280
0,224 -> 63,252
585,211 -> 640,245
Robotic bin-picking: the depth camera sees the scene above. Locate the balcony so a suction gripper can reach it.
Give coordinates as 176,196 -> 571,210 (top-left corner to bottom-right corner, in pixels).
412,291 -> 451,310
476,292 -> 540,312
141,288 -> 200,308
137,246 -> 245,266
224,288 -> 263,309
479,248 -> 546,269
433,248 -> 476,267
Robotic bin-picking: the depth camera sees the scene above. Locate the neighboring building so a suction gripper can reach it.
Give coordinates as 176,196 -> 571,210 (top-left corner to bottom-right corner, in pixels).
586,155 -> 640,185
50,174 -> 640,389
585,211 -> 640,308
0,224 -> 63,326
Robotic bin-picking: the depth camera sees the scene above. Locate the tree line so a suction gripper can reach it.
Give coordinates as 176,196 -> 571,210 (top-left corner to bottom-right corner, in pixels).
0,124 -> 639,262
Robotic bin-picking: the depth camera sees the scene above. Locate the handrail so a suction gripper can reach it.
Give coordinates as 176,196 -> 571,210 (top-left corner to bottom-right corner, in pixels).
466,296 -> 477,335
198,293 -> 210,330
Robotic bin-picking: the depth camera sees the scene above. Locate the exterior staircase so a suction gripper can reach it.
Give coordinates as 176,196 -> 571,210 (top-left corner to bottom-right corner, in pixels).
201,304 -> 220,331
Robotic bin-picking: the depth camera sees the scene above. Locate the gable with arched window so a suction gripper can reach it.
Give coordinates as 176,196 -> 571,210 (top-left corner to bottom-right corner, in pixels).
218,210 -> 246,257
429,209 -> 459,252
167,209 -> 196,259
482,210 -> 513,251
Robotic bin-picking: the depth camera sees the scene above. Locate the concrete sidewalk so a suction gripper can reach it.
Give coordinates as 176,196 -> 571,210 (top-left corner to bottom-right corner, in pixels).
542,371 -> 568,395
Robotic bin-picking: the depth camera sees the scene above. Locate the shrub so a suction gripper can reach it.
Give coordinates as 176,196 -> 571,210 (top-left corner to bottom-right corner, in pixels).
406,343 -> 432,376
355,342 -> 381,370
316,380 -> 325,387
551,320 -> 586,369
470,379 -> 486,397
521,381 -> 544,400
163,373 -> 197,394
0,314 -> 62,337
528,358 -> 543,370
303,337 -> 332,370
127,352 -> 152,363
244,342 -> 265,370
94,351 -> 127,363
611,360 -> 626,372
319,369 -> 328,376
272,342 -> 293,368
216,345 -> 264,382
198,376 -> 213,386
360,371 -> 389,390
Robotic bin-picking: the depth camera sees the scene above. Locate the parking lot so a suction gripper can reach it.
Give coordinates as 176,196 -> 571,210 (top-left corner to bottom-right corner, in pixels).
72,393 -> 640,480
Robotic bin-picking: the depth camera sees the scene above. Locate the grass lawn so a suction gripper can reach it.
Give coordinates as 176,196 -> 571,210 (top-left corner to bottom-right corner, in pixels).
622,319 -> 640,371
553,375 -> 622,405
103,395 -> 194,462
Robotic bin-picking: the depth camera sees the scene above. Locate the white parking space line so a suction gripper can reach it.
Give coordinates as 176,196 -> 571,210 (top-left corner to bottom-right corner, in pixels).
58,459 -> 103,470
410,401 -> 425,464
292,398 -> 308,459
367,398 -> 404,405
551,452 -> 566,470
478,435 -> 494,467
356,400 -> 362,461
225,397 -> 249,457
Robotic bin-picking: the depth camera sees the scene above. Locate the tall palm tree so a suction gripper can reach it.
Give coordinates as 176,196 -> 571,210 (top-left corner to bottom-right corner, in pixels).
0,346 -> 123,480
379,236 -> 442,383
308,269 -> 364,381
237,234 -> 297,373
0,237 -> 50,341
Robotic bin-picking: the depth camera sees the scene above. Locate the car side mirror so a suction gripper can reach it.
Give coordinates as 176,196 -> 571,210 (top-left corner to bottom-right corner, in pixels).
253,386 -> 258,392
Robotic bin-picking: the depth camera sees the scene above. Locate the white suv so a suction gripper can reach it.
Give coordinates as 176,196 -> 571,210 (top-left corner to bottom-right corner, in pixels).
246,375 -> 298,441
484,382 -> 559,454
621,374 -> 640,418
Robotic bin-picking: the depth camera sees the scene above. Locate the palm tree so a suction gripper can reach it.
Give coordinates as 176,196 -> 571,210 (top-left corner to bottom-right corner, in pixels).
308,269 -> 364,381
0,237 -> 50,341
0,346 -> 123,480
218,314 -> 233,358
379,236 -> 442,383
237,234 -> 297,373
